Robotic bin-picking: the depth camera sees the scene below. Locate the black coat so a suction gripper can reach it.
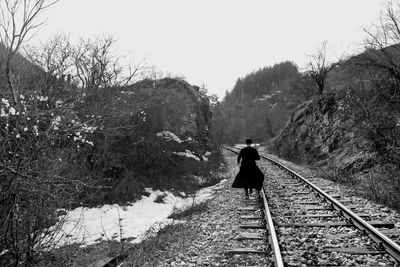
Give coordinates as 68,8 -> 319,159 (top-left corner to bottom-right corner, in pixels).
231,146 -> 264,190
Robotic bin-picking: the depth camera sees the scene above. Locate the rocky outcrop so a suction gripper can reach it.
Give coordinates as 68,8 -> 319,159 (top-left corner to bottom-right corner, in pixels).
80,78 -> 215,204
274,94 -> 374,172
124,78 -> 212,154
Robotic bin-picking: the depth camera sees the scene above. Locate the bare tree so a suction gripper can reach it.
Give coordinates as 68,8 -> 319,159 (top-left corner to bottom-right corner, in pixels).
362,1 -> 400,86
24,34 -> 148,95
0,90 -> 100,265
24,33 -> 76,95
0,0 -> 58,104
73,36 -> 147,90
307,41 -> 340,95
25,33 -> 73,79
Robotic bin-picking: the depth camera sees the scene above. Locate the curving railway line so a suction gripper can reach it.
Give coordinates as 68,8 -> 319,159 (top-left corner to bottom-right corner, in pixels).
225,146 -> 400,266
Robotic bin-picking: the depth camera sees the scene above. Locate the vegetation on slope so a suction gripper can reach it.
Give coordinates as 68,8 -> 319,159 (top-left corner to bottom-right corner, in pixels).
0,20 -> 222,267
212,61 -> 304,144
274,2 -> 400,210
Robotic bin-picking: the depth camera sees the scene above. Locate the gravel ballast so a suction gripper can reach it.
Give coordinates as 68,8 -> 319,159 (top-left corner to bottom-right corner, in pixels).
124,149 -> 400,266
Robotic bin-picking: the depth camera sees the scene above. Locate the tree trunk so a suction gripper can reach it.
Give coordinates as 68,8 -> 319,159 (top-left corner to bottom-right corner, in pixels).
5,57 -> 18,105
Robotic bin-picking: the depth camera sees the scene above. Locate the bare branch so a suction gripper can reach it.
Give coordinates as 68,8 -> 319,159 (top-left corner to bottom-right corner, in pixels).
0,0 -> 59,103
306,41 -> 341,95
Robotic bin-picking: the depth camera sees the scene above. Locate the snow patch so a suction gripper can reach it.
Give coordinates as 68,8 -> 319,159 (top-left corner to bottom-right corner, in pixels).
173,149 -> 200,161
255,90 -> 282,102
120,91 -> 135,95
156,130 -> 182,143
53,179 -> 227,247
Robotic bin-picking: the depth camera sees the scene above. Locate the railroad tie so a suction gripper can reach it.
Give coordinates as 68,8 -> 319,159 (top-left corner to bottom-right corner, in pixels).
235,232 -> 266,240
296,201 -> 322,205
240,201 -> 260,205
241,214 -> 264,220
291,229 -> 400,239
380,229 -> 400,237
238,206 -> 260,211
278,221 -> 394,228
324,247 -> 387,255
290,191 -> 312,195
304,206 -> 335,211
296,200 -> 353,205
284,213 -> 370,218
240,221 -> 266,229
87,257 -> 115,267
321,189 -> 336,193
225,248 -> 268,255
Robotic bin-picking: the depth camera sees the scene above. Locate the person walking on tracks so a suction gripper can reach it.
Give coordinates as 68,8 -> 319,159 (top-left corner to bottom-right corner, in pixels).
232,138 -> 264,199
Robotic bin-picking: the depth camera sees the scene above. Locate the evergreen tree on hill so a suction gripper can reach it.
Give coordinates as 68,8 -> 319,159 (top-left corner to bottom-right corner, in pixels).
212,61 -> 303,144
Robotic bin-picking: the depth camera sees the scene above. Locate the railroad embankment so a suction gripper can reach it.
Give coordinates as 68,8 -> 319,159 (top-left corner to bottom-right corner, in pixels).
273,89 -> 400,210
274,93 -> 368,171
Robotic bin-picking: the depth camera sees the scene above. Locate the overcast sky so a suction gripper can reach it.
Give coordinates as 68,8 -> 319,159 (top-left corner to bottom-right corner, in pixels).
31,0 -> 386,98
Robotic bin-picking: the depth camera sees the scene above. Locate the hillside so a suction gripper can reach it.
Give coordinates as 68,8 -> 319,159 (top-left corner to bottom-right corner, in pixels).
213,61 -> 304,143
273,47 -> 400,209
0,44 -> 45,93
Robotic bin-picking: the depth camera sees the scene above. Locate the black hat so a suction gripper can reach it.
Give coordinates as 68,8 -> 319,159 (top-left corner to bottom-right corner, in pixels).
245,138 -> 253,144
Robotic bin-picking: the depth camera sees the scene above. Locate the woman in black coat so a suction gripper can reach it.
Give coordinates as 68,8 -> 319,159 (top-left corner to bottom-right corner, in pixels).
232,139 -> 264,199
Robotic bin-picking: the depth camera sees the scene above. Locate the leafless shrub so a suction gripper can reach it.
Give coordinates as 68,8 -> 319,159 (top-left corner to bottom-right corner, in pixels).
72,36 -> 148,90
24,35 -> 149,95
337,1 -> 400,170
362,0 -> 400,86
306,41 -> 342,95
318,165 -> 354,184
0,0 -> 59,103
358,166 -> 400,210
0,91 -> 99,266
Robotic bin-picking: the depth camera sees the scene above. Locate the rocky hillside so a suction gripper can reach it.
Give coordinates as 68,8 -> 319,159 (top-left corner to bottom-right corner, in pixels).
80,78 -> 219,204
273,93 -> 373,172
126,78 -> 212,151
274,47 -> 400,173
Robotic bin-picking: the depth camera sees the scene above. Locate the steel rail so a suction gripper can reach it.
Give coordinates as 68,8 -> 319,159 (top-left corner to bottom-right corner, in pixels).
224,146 -> 285,266
260,187 -> 285,267
260,153 -> 400,263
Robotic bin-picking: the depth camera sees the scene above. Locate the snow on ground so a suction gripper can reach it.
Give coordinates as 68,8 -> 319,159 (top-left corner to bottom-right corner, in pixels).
173,149 -> 200,161
54,179 -> 227,247
156,130 -> 182,143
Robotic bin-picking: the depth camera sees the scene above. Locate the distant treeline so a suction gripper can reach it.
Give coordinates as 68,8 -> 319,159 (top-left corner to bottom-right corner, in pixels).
212,61 -> 305,144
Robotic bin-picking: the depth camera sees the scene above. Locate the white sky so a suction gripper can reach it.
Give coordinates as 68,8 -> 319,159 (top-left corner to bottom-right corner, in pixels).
31,0 -> 386,98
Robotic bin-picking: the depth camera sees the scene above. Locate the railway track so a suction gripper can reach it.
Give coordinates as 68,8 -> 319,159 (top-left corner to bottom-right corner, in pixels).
90,146 -> 400,266
224,146 -> 400,266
